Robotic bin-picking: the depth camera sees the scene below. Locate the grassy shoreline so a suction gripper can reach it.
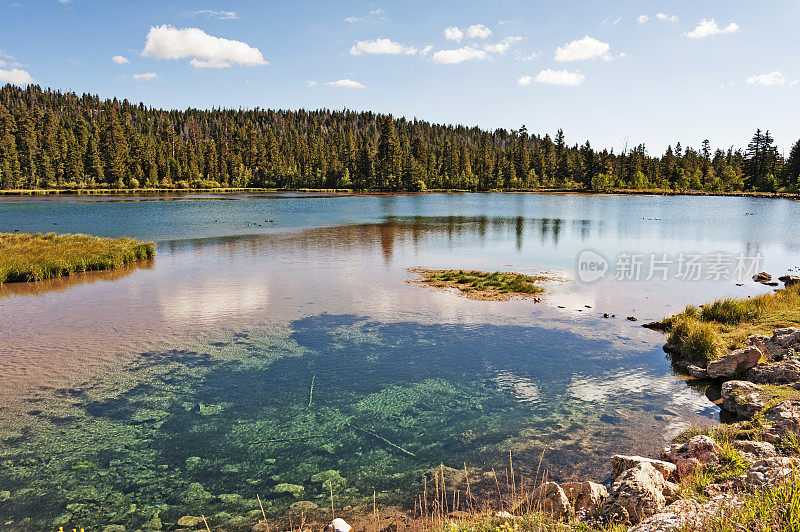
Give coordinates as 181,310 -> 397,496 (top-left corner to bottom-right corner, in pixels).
0,187 -> 798,200
0,232 -> 155,284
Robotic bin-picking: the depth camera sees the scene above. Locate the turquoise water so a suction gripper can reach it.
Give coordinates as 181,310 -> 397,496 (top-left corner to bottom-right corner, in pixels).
0,192 -> 798,530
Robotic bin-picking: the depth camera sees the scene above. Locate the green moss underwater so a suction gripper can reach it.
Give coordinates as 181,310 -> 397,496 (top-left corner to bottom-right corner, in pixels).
0,314 -> 708,531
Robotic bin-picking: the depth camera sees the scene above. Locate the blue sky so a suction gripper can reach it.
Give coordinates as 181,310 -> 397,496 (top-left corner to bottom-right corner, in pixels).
1,0 -> 798,153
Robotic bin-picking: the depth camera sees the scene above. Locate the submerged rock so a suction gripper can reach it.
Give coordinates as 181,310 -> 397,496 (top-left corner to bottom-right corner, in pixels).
603,462 -> 679,524
176,515 -> 203,527
707,346 -> 762,379
720,380 -> 765,419
611,455 -> 676,482
746,359 -> 800,384
324,518 -> 352,532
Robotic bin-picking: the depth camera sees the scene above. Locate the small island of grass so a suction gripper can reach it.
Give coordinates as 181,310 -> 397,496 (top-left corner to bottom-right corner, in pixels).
411,268 -> 549,301
0,232 -> 155,284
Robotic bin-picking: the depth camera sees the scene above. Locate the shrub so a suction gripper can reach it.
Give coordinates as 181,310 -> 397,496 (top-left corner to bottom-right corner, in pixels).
667,316 -> 724,363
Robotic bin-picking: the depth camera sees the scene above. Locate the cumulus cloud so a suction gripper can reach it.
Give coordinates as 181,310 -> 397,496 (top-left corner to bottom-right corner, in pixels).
745,71 -> 793,87
444,26 -> 464,42
112,55 -> 130,64
432,46 -> 487,64
533,69 -> 584,86
132,72 -> 158,81
554,36 -> 610,62
324,79 -> 366,89
483,36 -> 521,54
686,18 -> 739,38
656,13 -> 678,22
0,68 -> 34,85
350,38 -> 416,56
186,10 -> 239,20
637,15 -> 649,24
517,75 -> 532,86
142,25 -> 268,68
466,24 -> 492,39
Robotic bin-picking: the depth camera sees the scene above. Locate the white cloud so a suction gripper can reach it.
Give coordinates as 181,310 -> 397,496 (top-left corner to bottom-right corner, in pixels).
483,36 -> 521,54
142,25 -> 268,69
132,72 -> 158,81
305,80 -> 317,87
534,69 -> 584,86
420,45 -> 433,56
344,16 -> 360,23
554,36 -> 610,62
685,18 -> 739,38
466,24 -> 492,39
431,46 -> 487,64
324,79 -> 366,89
637,15 -> 649,24
344,8 -> 386,23
656,13 -> 679,23
444,26 -> 464,42
57,0 -> 71,4
745,71 -> 791,87
112,55 -> 130,64
187,10 -> 239,20
517,75 -> 532,86
0,68 -> 34,85
350,38 -> 416,56
516,51 -> 539,62
497,20 -> 510,25
370,8 -> 384,15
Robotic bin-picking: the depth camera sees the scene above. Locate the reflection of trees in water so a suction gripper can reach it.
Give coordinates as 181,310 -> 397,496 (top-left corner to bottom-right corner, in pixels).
0,259 -> 153,299
157,215 -> 602,264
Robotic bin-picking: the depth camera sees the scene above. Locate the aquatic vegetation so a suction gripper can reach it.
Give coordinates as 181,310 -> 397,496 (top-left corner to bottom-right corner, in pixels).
412,268 -> 546,300
0,232 -> 154,283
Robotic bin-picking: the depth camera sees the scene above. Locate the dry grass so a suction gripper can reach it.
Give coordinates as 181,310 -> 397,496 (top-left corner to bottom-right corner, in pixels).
0,232 -> 155,284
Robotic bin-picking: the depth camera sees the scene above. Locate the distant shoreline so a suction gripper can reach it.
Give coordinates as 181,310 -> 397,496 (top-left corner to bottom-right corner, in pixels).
0,187 -> 798,200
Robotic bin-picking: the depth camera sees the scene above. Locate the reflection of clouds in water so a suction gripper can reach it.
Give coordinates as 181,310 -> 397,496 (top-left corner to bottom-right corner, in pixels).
569,370 -> 714,414
159,281 -> 268,323
494,370 -> 541,404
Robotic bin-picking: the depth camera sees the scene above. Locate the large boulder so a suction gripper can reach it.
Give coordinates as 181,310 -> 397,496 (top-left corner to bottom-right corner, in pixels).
732,440 -> 778,463
611,455 -> 676,482
763,400 -> 800,443
603,463 -> 679,524
560,481 -> 608,518
627,499 -> 712,532
772,327 -> 800,348
746,359 -> 800,385
746,457 -> 800,485
529,481 -> 572,520
660,435 -> 722,478
707,347 -> 762,379
721,380 -> 765,419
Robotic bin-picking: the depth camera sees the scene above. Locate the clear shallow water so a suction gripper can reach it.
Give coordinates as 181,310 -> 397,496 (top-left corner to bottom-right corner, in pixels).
0,193 -> 798,530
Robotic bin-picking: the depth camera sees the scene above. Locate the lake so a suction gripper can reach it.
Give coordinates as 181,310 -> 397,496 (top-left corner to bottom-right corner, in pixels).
0,192 -> 798,530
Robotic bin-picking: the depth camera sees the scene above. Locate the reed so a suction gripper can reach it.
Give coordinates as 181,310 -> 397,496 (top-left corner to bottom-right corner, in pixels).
0,232 -> 154,284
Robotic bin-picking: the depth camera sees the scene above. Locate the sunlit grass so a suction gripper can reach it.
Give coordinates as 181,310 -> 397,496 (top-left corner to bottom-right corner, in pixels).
656,285 -> 800,363
0,232 -> 155,283
415,269 -> 545,300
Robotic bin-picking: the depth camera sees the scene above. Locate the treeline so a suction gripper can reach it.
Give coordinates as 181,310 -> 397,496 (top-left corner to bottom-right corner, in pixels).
0,84 -> 799,192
